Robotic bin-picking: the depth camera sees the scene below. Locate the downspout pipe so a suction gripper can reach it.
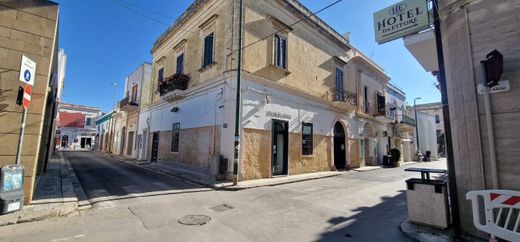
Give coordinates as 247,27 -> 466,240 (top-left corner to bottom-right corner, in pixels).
233,0 -> 244,186
432,0 -> 462,238
479,62 -> 499,189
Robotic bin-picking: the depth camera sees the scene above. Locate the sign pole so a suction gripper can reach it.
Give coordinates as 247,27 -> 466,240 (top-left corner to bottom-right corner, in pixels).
15,108 -> 27,165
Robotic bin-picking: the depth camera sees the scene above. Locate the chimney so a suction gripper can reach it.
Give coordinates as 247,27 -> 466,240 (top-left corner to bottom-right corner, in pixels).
342,32 -> 350,45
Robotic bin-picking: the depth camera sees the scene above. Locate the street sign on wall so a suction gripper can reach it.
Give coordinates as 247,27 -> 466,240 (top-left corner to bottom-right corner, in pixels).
374,0 -> 430,44
18,55 -> 36,86
477,80 -> 510,94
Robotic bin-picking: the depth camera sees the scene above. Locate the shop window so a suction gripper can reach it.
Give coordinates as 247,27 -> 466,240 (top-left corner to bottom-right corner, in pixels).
171,123 -> 180,153
302,123 -> 313,155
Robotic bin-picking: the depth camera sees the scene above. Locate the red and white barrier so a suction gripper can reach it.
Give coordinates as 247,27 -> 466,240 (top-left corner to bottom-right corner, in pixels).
467,190 -> 520,242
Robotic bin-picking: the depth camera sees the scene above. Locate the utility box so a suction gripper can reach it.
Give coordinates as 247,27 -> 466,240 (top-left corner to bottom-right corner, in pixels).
405,168 -> 449,229
0,165 -> 25,215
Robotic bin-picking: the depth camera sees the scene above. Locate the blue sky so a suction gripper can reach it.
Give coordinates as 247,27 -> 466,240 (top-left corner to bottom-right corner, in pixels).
55,0 -> 440,112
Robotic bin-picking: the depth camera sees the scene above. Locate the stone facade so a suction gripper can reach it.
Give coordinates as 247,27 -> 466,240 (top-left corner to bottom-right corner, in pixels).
0,0 -> 59,204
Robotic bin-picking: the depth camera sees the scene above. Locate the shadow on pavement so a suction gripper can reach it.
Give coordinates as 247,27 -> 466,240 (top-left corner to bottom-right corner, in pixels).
315,190 -> 411,242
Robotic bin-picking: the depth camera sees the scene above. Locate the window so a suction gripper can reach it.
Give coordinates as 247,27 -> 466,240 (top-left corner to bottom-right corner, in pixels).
435,115 -> 440,123
171,123 -> 180,153
176,53 -> 185,74
274,34 -> 287,69
131,85 -> 138,102
158,68 -> 164,83
364,86 -> 369,113
301,123 -> 313,155
377,93 -> 386,115
86,117 -> 92,126
203,32 -> 214,67
335,68 -> 344,90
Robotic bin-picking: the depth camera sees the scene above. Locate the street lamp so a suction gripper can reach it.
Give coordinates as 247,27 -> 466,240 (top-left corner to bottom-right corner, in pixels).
111,82 -> 118,110
414,97 -> 422,160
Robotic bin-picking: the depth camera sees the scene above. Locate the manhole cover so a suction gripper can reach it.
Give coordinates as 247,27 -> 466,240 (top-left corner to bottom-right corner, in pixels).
178,215 -> 211,225
210,204 -> 233,212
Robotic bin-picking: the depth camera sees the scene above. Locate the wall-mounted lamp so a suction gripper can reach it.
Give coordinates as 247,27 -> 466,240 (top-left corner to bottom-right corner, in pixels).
171,107 -> 180,112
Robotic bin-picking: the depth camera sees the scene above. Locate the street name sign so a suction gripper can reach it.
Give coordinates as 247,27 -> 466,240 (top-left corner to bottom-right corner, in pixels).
477,80 -> 510,94
22,84 -> 31,109
18,55 -> 36,86
374,0 -> 430,44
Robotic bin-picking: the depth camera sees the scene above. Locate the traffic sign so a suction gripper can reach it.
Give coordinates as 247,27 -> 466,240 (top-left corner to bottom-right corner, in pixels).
19,55 -> 36,86
22,84 -> 31,109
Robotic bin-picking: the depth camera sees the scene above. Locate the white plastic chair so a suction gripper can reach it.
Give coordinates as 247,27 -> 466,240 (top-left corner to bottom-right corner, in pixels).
466,190 -> 520,242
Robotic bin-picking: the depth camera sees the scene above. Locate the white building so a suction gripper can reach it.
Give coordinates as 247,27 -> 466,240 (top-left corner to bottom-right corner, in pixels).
57,103 -> 101,150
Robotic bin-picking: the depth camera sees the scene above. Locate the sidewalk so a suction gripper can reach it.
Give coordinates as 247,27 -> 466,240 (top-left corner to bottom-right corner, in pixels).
0,152 -> 89,226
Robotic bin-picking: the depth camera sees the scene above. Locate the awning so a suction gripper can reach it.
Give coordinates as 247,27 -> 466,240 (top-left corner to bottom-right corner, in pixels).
95,111 -> 114,125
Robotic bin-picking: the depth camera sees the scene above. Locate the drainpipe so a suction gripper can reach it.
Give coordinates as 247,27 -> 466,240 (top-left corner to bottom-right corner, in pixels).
233,0 -> 244,186
479,62 -> 499,189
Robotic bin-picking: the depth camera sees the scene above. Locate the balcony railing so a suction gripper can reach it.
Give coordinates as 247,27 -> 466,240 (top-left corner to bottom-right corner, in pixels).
159,74 -> 190,96
119,96 -> 138,110
397,115 -> 416,126
327,88 -> 357,106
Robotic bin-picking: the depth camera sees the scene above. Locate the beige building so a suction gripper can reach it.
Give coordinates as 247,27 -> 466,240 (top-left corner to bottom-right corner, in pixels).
141,0 -> 409,181
404,0 -> 520,238
0,0 -> 60,204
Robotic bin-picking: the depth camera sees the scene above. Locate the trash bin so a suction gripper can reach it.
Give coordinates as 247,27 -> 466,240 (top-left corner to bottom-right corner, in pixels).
405,168 -> 449,228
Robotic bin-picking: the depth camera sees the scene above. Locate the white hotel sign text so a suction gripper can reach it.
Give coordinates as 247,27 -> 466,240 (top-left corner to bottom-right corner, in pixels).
374,0 -> 430,44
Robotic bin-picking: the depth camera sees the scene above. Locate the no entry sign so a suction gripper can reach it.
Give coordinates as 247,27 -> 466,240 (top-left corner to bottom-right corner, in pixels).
22,84 -> 31,109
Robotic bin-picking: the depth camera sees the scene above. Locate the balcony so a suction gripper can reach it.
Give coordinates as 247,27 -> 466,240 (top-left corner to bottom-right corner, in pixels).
374,107 -> 394,124
394,114 -> 416,132
159,74 -> 190,102
327,88 -> 357,112
119,96 -> 138,112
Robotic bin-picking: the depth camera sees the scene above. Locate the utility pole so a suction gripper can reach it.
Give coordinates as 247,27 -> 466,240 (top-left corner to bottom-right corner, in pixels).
432,0 -> 461,238
413,97 -> 422,159
233,0 -> 244,186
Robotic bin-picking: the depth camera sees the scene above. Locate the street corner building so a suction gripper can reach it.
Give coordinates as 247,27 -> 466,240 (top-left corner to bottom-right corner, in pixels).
126,0 -> 419,183
0,0 -> 60,204
56,103 -> 101,150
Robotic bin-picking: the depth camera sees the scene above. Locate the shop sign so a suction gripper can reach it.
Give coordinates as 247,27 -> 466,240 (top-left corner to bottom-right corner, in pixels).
266,110 -> 292,120
374,0 -> 430,44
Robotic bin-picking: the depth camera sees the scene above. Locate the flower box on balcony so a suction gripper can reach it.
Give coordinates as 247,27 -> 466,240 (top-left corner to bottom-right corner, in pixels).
159,74 -> 190,96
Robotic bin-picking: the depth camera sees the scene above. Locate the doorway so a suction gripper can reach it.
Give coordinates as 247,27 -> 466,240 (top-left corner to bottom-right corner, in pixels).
271,120 -> 288,176
86,138 -> 92,149
120,127 -> 126,155
151,132 -> 159,162
334,122 -> 347,169
80,138 -> 86,149
61,135 -> 68,148
127,131 -> 134,156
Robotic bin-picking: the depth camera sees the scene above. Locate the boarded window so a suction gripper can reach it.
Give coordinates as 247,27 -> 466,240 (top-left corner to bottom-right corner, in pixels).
171,123 -> 180,153
274,34 -> 287,69
203,32 -> 214,67
302,123 -> 313,155
176,53 -> 184,74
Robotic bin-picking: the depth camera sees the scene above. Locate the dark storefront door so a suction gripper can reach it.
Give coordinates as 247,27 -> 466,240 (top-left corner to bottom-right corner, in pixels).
151,132 -> 159,162
272,120 -> 288,176
334,122 -> 347,169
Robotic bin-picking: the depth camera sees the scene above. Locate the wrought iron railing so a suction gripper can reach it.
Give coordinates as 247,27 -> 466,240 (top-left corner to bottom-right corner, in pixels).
327,88 -> 357,106
159,74 -> 190,96
119,96 -> 138,109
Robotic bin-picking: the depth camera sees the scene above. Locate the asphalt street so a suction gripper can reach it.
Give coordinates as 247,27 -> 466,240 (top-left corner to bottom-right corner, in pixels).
0,151 -> 447,242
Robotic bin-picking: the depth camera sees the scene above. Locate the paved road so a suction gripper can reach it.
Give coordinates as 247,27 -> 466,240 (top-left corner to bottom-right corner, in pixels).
0,151 -> 447,242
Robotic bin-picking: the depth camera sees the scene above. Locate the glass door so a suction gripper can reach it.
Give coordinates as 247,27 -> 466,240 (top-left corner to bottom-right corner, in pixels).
272,120 -> 288,176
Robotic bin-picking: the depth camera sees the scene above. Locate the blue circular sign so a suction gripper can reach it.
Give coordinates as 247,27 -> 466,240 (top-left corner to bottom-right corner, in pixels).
24,70 -> 31,82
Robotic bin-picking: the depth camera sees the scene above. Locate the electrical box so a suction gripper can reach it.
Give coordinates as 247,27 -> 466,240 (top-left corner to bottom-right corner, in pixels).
0,165 -> 25,215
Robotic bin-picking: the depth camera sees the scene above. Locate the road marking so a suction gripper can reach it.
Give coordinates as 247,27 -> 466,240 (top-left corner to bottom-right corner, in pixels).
51,234 -> 85,242
96,201 -> 116,210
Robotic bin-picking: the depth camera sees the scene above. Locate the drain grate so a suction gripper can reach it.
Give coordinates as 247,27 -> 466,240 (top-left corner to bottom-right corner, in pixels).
178,215 -> 211,225
210,204 -> 234,212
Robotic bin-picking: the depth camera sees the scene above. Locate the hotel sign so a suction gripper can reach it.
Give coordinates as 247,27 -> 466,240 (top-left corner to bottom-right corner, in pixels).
374,0 -> 430,44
